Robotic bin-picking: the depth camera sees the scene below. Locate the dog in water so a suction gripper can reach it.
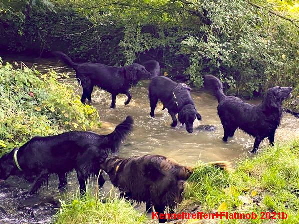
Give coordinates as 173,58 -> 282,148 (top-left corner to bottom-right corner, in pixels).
100,154 -> 228,223
204,75 -> 292,153
54,51 -> 154,108
148,76 -> 202,133
0,116 -> 133,194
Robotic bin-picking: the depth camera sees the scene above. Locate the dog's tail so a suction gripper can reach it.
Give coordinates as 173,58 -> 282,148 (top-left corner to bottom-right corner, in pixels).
207,161 -> 232,172
53,51 -> 78,69
189,160 -> 232,175
283,108 -> 299,118
106,116 -> 134,153
204,75 -> 226,103
177,161 -> 232,181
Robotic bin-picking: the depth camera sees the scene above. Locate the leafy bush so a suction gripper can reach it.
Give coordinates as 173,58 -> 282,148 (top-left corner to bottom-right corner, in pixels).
0,0 -> 298,97
0,60 -> 100,155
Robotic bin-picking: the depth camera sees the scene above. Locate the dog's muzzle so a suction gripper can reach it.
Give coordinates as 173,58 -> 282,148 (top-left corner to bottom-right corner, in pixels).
186,127 -> 193,133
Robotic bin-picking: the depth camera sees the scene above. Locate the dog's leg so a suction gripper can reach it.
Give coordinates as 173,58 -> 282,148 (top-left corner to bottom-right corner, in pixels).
149,95 -> 158,117
110,94 -> 117,108
76,170 -> 87,195
170,113 -> 178,127
58,173 -> 67,192
169,206 -> 175,214
80,79 -> 93,104
222,124 -> 236,142
86,85 -> 94,104
81,91 -> 87,104
250,137 -> 263,153
146,201 -> 153,213
124,91 -> 132,105
29,171 -> 49,194
81,86 -> 94,104
154,205 -> 167,223
120,192 -> 132,200
268,130 -> 276,146
98,170 -> 105,188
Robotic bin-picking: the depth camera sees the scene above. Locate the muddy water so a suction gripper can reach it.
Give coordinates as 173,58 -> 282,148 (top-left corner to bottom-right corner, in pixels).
1,55 -> 299,223
89,82 -> 299,166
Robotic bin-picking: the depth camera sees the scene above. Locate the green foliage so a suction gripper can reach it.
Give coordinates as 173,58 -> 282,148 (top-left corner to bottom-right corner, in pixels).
184,163 -> 230,209
0,61 -> 100,155
0,0 -> 298,97
54,192 -> 147,224
184,140 -> 299,223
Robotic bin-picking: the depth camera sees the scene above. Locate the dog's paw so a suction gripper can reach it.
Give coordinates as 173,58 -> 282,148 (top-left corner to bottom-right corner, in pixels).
171,122 -> 177,127
222,137 -> 228,142
20,191 -> 32,198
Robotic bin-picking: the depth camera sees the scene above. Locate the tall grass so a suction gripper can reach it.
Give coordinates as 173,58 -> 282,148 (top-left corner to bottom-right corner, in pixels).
54,191 -> 147,224
184,141 -> 299,223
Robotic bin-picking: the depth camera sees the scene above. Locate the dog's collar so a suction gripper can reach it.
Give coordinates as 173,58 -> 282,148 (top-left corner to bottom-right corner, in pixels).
13,148 -> 22,171
115,164 -> 120,173
171,84 -> 180,107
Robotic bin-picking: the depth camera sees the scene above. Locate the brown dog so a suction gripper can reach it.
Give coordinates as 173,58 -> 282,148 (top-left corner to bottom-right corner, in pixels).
100,155 -> 228,223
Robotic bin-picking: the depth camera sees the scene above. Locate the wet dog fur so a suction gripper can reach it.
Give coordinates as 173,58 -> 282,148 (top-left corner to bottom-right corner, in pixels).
54,51 -> 153,108
149,76 -> 202,133
100,154 -> 192,223
0,116 -> 133,194
204,75 -> 292,153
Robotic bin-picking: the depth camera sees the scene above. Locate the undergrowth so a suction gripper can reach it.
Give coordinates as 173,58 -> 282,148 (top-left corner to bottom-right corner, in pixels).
0,60 -> 100,155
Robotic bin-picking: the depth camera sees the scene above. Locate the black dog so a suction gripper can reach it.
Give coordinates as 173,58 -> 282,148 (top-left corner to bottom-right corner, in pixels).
54,51 -> 153,108
204,75 -> 292,153
0,116 -> 133,194
149,76 -> 202,133
100,154 -> 193,223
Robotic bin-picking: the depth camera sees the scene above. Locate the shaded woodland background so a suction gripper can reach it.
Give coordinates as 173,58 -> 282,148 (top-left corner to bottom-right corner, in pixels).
0,0 -> 298,101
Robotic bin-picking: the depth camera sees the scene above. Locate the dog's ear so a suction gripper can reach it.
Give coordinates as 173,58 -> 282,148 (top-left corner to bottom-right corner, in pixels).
0,151 -> 16,180
100,157 -> 120,175
264,88 -> 280,109
144,160 -> 164,182
181,83 -> 191,91
124,65 -> 138,83
178,110 -> 186,124
196,112 -> 202,120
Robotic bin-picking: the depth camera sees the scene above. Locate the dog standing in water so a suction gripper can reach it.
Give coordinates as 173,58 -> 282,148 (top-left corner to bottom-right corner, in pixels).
204,75 -> 292,153
149,76 -> 202,133
0,116 -> 133,194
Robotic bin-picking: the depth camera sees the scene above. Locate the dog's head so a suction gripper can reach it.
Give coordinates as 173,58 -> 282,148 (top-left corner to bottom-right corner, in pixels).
142,60 -> 161,78
123,63 -> 152,84
100,156 -> 123,176
0,149 -> 17,180
264,86 -> 292,110
178,104 -> 202,133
